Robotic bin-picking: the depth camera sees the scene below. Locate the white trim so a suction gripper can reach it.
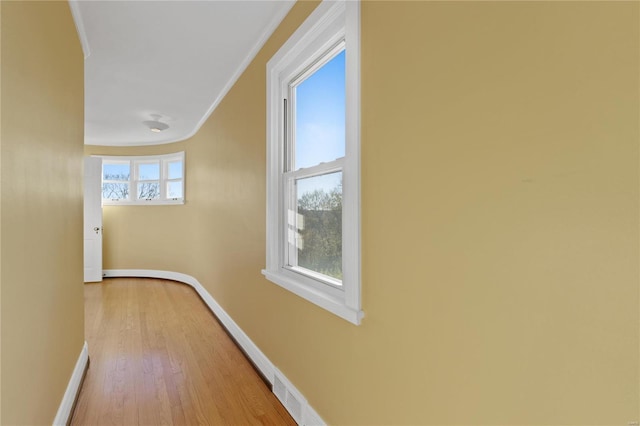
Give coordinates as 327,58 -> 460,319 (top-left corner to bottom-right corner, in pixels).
102,269 -> 326,426
285,157 -> 344,180
262,269 -> 363,324
68,1 -> 90,59
268,1 -> 346,71
53,341 -> 89,426
342,0 -> 361,311
121,1 -> 297,147
304,405 -> 326,426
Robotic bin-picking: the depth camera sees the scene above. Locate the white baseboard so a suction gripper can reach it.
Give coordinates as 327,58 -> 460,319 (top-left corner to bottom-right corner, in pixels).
102,269 -> 326,426
53,341 -> 88,426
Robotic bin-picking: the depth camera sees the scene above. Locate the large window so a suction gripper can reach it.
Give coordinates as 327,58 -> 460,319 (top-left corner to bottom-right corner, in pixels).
264,0 -> 362,324
101,152 -> 184,205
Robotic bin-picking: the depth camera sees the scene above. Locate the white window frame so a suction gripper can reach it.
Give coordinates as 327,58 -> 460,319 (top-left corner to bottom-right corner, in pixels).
101,152 -> 185,206
263,0 -> 362,325
101,159 -> 131,202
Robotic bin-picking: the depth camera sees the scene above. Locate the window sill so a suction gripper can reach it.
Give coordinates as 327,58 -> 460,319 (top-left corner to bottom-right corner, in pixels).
103,199 -> 184,206
262,269 -> 363,325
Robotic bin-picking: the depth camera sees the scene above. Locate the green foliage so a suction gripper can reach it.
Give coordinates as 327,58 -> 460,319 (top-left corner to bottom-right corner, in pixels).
297,186 -> 342,279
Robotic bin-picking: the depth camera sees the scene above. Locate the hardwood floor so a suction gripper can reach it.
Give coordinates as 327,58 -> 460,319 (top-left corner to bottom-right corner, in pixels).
71,278 -> 295,426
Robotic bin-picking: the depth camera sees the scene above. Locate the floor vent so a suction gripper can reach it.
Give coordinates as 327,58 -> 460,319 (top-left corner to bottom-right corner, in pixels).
273,369 -> 305,425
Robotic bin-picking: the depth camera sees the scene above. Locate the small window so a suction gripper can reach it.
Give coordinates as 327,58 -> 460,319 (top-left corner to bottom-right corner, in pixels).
136,161 -> 160,200
166,160 -> 184,199
264,0 -> 362,324
102,161 -> 131,201
101,152 -> 184,205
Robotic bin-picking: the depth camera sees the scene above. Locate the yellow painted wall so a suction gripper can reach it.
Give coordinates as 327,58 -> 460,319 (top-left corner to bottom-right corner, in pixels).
87,1 -> 639,424
0,2 -> 85,424
84,143 -> 192,273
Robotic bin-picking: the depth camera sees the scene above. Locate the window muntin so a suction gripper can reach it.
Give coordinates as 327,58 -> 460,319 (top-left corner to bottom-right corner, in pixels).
101,152 -> 184,205
264,0 -> 362,324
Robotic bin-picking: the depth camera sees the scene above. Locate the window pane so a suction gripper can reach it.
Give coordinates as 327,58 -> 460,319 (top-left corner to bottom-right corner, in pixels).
167,181 -> 183,199
137,182 -> 160,200
294,50 -> 345,170
102,183 -> 129,200
295,171 -> 342,280
138,162 -> 160,180
168,161 -> 182,179
103,162 -> 130,181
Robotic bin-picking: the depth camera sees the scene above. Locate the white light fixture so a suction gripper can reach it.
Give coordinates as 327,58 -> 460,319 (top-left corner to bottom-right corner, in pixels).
143,114 -> 169,133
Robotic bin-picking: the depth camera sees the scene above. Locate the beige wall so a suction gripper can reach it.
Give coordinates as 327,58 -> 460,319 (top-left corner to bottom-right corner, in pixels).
0,2 -> 85,424
84,143 -> 192,273
87,1 -> 639,424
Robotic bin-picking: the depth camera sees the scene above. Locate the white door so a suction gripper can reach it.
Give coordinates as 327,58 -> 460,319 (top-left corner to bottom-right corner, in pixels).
84,156 -> 103,282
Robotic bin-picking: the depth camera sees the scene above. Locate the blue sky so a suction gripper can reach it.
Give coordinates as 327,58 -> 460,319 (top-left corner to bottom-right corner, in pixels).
295,50 -> 345,170
139,163 -> 159,180
295,50 -> 345,198
168,161 -> 182,179
103,162 -> 130,180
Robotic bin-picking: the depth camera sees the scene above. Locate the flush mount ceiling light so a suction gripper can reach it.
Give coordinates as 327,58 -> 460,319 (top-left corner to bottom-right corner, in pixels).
143,114 -> 169,133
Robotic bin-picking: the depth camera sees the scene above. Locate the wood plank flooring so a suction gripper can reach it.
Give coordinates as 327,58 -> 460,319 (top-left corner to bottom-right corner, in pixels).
71,278 -> 295,426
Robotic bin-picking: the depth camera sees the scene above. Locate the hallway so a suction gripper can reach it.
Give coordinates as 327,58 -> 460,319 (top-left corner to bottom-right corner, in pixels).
71,278 -> 295,425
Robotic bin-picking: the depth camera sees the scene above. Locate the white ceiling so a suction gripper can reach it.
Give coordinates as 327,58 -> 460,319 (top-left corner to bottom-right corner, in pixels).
71,0 -> 295,146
